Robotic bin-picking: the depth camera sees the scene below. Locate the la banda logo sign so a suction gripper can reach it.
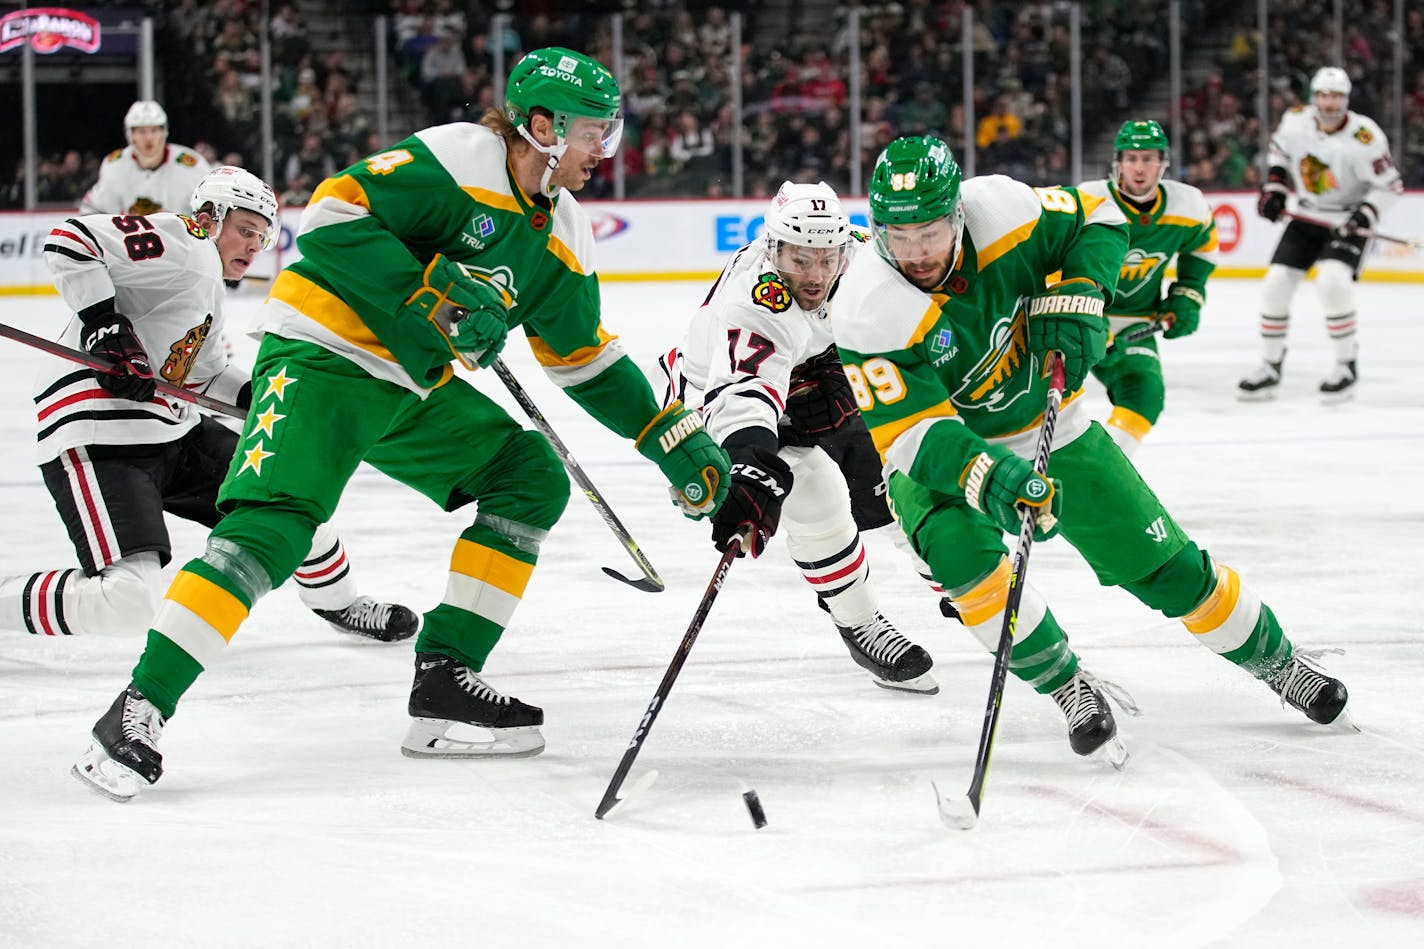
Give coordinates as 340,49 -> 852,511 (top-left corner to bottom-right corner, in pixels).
0,8 -> 101,55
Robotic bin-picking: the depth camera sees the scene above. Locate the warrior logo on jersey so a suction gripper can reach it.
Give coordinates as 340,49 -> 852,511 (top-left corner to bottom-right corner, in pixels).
162,313 -> 213,384
1116,249 -> 1170,300
752,272 -> 792,313
950,302 -> 1035,412
1299,155 -> 1340,195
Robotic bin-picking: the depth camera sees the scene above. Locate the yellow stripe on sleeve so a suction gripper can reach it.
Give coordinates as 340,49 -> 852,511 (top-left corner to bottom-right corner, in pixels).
527,329 -> 615,369
868,400 -> 959,458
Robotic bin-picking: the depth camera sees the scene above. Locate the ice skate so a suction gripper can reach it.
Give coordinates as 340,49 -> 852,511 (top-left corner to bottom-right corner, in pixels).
401,652 -> 545,758
1267,651 -> 1353,729
1050,670 -> 1129,769
1237,358 -> 1284,401
314,595 -> 419,642
71,686 -> 165,802
1318,359 -> 1357,403
837,612 -> 938,694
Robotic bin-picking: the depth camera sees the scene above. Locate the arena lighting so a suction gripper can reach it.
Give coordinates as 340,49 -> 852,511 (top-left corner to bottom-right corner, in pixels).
0,7 -> 101,55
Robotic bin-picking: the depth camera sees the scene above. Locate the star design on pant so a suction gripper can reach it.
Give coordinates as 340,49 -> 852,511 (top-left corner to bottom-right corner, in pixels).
237,441 -> 274,476
263,366 -> 297,402
250,404 -> 286,439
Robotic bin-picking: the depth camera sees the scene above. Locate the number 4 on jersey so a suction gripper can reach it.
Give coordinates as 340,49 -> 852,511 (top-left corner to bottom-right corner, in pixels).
365,150 -> 414,175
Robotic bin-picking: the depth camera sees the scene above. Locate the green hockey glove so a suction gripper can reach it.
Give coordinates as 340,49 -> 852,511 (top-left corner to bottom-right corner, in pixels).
635,402 -> 731,520
1026,280 -> 1107,392
1160,284 -> 1205,340
401,253 -> 509,368
960,445 -> 1062,540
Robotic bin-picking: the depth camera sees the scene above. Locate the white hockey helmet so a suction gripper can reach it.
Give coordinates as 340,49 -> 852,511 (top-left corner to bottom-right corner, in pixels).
765,180 -> 851,249
124,100 -> 168,140
191,165 -> 280,250
1309,66 -> 1352,98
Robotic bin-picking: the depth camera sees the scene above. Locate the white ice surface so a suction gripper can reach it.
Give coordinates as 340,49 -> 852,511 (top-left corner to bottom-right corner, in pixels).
2,277 -> 1423,948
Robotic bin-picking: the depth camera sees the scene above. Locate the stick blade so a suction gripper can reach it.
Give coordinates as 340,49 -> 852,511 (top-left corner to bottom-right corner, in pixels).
932,781 -> 980,831
601,566 -> 665,593
595,769 -> 660,820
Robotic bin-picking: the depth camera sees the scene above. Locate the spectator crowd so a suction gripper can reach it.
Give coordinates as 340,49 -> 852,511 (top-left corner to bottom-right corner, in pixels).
5,0 -> 1420,209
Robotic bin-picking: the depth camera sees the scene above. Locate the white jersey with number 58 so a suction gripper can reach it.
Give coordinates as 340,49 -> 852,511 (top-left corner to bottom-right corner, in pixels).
36,212 -> 244,462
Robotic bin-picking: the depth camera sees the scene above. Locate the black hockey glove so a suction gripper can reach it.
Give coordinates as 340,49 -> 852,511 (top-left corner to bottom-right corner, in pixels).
785,347 -> 860,444
1335,203 -> 1377,238
82,310 -> 156,402
1257,167 -> 1289,222
710,435 -> 793,559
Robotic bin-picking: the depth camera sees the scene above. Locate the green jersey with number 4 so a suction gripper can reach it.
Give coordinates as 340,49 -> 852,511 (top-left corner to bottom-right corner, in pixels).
831,174 -> 1128,488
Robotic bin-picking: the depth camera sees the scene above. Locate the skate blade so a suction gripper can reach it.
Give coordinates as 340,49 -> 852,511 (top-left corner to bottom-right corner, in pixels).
872,671 -> 940,695
1319,389 -> 1356,406
1326,708 -> 1362,733
597,769 -> 660,819
1235,388 -> 1279,403
400,718 -> 545,758
1091,736 -> 1130,771
71,748 -> 141,802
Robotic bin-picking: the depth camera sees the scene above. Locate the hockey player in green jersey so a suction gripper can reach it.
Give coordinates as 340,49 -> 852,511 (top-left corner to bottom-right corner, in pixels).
1079,120 -> 1218,457
832,135 -> 1351,762
73,47 -> 732,801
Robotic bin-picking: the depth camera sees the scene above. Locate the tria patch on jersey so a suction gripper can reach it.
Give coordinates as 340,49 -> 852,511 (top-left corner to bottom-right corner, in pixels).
179,215 -> 208,240
752,272 -> 792,313
1354,127 -> 1374,145
177,152 -> 197,167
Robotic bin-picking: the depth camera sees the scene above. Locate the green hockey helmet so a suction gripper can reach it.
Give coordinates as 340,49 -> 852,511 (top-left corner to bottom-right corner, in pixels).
1112,119 -> 1170,199
505,47 -> 624,158
868,136 -> 966,283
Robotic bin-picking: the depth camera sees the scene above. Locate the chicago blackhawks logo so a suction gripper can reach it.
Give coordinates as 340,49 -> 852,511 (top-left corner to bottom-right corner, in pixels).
1298,154 -> 1339,195
162,313 -> 213,384
751,272 -> 792,313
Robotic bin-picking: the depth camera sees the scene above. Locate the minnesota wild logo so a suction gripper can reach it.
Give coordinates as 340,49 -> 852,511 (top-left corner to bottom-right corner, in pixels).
1117,248 -> 1169,299
951,302 -> 1035,412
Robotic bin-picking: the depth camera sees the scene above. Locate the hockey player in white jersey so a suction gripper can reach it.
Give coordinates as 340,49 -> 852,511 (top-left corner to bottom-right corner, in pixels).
1239,66 -> 1404,401
78,100 -> 212,216
660,181 -> 938,693
0,166 -> 416,642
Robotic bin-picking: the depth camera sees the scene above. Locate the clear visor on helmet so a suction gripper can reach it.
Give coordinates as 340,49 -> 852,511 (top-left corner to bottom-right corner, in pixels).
769,240 -> 848,282
558,112 -> 624,157
872,211 -> 962,270
220,211 -> 279,252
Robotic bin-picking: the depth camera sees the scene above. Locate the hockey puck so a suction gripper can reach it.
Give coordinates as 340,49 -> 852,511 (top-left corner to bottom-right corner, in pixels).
742,789 -> 767,829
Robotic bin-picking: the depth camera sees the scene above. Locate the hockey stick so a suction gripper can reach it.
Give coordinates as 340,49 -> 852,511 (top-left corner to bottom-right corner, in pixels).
1282,211 -> 1424,249
934,352 -> 1066,831
0,321 -> 245,420
1112,319 -> 1163,347
489,357 -> 665,594
595,534 -> 743,819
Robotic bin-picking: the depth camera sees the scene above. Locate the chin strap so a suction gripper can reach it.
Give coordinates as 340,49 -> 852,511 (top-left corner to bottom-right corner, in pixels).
516,125 -> 566,197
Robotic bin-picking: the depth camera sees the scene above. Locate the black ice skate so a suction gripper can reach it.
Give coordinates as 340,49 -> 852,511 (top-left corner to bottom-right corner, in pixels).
71,686 -> 166,802
1237,356 -> 1284,401
1318,359 -> 1357,403
315,595 -> 419,642
1050,670 -> 1129,769
837,612 -> 938,694
1267,652 -> 1352,727
401,652 -> 545,758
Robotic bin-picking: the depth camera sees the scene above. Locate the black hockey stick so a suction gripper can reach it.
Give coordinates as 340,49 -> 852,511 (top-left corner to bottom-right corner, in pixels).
0,320 -> 245,420
489,357 -> 665,593
935,352 -> 1066,830
1282,210 -> 1424,249
1112,319 -> 1164,347
595,535 -> 743,819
